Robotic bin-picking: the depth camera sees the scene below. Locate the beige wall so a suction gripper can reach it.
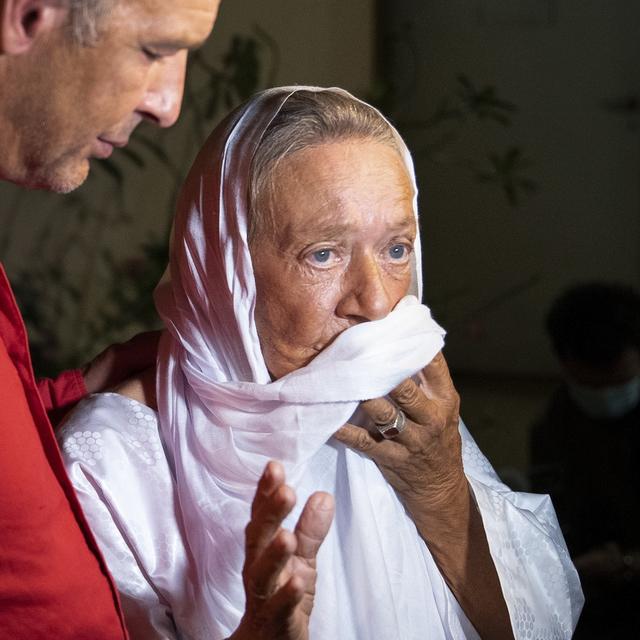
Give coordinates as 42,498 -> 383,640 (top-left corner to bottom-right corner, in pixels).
213,0 -> 375,93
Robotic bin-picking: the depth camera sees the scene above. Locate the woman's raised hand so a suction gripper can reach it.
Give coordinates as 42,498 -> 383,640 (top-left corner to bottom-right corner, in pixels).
334,350 -> 468,519
334,351 -> 514,639
231,461 -> 335,640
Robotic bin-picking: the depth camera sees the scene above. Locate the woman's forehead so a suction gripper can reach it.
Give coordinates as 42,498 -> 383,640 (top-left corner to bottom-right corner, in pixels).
270,140 -> 413,209
260,141 -> 416,248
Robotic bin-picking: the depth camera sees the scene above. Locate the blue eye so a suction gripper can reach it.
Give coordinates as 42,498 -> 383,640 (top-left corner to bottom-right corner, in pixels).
389,244 -> 407,259
311,249 -> 332,263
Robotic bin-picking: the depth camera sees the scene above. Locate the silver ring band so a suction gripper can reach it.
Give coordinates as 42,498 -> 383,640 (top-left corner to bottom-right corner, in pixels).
375,410 -> 407,439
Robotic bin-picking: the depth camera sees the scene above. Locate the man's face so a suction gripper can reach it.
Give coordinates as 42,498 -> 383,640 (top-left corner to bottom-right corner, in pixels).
9,0 -> 219,192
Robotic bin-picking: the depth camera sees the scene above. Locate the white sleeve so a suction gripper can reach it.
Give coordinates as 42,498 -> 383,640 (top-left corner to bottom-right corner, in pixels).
58,394 -> 195,640
68,464 -> 179,639
459,420 -> 584,639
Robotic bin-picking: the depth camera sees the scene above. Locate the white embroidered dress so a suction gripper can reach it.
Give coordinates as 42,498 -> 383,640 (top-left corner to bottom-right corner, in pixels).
59,87 -> 583,640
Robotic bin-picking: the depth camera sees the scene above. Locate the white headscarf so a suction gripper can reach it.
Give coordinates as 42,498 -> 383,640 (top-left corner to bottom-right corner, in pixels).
154,87 -> 466,639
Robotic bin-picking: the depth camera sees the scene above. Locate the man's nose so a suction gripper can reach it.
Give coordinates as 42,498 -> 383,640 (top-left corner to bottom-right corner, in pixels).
137,51 -> 188,128
336,255 -> 394,323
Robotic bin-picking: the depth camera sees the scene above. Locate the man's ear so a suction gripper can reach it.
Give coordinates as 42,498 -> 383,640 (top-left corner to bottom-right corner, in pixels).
1,0 -> 69,55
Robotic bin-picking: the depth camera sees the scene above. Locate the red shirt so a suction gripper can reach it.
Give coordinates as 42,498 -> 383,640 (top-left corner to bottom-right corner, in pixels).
0,264 -> 127,639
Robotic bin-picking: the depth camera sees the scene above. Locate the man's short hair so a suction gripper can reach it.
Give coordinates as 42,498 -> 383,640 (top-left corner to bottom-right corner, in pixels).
66,0 -> 115,45
546,282 -> 640,366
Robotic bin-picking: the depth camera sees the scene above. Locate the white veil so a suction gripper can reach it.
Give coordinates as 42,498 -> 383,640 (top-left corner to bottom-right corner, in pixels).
154,86 -> 480,639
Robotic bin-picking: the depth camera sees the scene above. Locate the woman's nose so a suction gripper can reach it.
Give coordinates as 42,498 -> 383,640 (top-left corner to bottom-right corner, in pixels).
336,256 -> 394,323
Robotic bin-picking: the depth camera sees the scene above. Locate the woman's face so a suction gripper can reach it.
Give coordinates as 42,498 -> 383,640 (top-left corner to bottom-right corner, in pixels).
251,139 -> 416,379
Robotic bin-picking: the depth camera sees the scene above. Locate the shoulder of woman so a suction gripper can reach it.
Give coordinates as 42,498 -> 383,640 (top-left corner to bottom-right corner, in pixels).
57,390 -> 165,482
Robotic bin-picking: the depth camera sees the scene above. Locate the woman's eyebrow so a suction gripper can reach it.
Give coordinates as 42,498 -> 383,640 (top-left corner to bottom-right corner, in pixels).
283,215 -> 416,249
306,221 -> 351,237
280,222 -> 350,249
386,214 -> 417,231
307,208 -> 415,232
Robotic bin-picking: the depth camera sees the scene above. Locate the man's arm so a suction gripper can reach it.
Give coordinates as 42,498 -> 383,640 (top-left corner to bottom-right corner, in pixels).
39,331 -> 161,426
80,331 -> 161,395
36,369 -> 86,415
334,352 -> 513,640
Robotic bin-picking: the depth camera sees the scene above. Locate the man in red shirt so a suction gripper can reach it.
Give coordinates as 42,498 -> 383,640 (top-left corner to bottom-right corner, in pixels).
0,1 -> 334,638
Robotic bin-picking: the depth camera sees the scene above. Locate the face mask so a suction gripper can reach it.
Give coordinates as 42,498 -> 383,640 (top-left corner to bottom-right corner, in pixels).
568,376 -> 640,420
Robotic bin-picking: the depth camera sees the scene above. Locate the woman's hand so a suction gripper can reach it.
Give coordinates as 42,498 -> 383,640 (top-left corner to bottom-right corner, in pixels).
334,350 -> 467,520
231,461 -> 335,640
334,351 -> 514,640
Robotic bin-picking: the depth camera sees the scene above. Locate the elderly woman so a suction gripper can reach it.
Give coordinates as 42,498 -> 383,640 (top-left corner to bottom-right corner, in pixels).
59,87 -> 582,640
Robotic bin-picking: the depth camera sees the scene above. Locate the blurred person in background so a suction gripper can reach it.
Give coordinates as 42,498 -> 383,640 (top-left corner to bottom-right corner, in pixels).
530,281 -> 640,638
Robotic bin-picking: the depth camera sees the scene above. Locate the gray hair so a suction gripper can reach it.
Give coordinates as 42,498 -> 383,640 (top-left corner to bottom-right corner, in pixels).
65,0 -> 115,45
248,90 -> 401,243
